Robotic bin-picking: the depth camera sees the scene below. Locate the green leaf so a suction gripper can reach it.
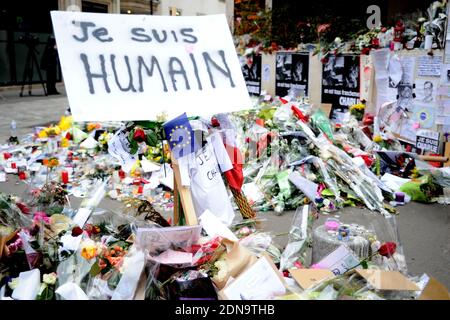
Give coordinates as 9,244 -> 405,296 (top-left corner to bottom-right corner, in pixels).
89,259 -> 101,277
133,121 -> 159,129
361,260 -> 368,269
321,189 -> 334,197
146,132 -> 158,147
129,140 -> 138,155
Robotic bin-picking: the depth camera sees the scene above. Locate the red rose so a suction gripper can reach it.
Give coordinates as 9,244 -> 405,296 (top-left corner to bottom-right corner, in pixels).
378,242 -> 397,257
211,117 -> 220,127
16,202 -> 30,214
361,47 -> 371,55
71,226 -> 83,237
133,128 -> 146,143
371,38 -> 380,48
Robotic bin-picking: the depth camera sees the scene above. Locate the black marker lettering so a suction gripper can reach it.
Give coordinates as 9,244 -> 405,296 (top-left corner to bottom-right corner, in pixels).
202,50 -> 235,88
168,57 -> 190,91
92,27 -> 113,42
180,28 -> 197,43
110,54 -> 137,92
171,30 -> 178,42
80,53 -> 110,94
131,28 -> 152,42
137,56 -> 168,92
189,53 -> 202,90
72,21 -> 96,42
152,29 -> 167,43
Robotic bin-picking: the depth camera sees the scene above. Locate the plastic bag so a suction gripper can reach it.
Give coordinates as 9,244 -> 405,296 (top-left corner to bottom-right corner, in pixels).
279,205 -> 315,271
399,175 -> 442,203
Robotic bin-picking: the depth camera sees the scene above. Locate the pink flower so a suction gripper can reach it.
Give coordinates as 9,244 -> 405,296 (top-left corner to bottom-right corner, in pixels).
317,23 -> 331,34
34,211 -> 50,224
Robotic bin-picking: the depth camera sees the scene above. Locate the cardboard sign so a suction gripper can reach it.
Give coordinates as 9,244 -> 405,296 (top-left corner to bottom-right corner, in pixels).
355,270 -> 420,291
416,129 -> 440,153
51,11 -> 251,121
289,269 -> 335,289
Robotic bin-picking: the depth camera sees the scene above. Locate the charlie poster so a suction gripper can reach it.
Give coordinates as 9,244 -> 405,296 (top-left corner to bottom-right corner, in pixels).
51,11 -> 251,121
275,52 -> 309,97
240,54 -> 261,96
321,54 -> 360,119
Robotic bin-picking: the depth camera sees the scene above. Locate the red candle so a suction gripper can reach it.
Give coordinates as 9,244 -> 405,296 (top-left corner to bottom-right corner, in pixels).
19,171 -> 26,180
61,170 -> 69,184
11,162 -> 16,169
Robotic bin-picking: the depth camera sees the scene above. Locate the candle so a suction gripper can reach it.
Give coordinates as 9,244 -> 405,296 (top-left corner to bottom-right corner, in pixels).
325,218 -> 340,231
18,171 -> 26,180
138,185 -> 143,194
61,170 -> 69,184
395,192 -> 405,203
11,162 -> 16,169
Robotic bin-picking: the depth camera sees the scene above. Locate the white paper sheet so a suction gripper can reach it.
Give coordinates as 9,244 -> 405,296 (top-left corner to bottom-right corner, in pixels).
417,55 -> 442,77
199,209 -> 238,242
51,11 -> 251,121
222,256 -> 286,300
415,79 -> 438,103
315,245 -> 360,276
288,171 -> 318,202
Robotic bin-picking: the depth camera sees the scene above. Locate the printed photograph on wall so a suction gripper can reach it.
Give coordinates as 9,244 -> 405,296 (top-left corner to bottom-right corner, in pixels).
321,54 -> 360,120
275,52 -> 309,98
240,54 -> 262,96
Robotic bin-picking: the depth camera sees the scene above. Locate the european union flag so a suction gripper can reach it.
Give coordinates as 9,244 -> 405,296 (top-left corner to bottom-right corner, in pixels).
163,113 -> 199,159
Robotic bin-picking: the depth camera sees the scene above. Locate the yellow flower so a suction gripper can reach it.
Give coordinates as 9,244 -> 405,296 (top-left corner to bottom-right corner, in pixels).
350,103 -> 365,111
86,122 -> 100,132
373,135 -> 383,143
38,130 -> 48,138
47,157 -> 59,168
60,137 -> 70,148
58,116 -> 73,131
81,243 -> 97,260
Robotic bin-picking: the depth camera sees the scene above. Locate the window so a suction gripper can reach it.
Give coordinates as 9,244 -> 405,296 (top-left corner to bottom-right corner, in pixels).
169,7 -> 181,16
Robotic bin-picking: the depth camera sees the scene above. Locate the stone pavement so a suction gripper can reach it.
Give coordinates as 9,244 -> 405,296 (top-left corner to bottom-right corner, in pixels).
0,83 -> 449,288
0,83 -> 68,143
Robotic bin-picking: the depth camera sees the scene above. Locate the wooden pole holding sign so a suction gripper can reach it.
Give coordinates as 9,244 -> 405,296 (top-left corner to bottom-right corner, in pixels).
171,155 -> 198,226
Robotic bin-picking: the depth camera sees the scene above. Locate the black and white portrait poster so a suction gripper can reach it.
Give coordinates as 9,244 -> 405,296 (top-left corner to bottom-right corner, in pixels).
240,54 -> 261,96
321,54 -> 360,119
275,52 -> 309,98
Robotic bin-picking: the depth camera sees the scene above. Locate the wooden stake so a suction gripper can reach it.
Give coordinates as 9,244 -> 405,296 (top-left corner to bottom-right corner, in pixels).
171,156 -> 198,226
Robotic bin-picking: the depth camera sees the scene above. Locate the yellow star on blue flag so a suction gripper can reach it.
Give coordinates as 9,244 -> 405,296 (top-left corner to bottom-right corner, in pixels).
163,113 -> 198,159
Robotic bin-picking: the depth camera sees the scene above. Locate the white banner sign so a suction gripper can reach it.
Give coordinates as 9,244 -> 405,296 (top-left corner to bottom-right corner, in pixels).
51,11 -> 251,121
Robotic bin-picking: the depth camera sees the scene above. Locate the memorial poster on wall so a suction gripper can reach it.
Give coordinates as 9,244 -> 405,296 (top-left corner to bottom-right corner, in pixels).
275,52 -> 309,98
321,54 -> 360,120
240,54 -> 262,96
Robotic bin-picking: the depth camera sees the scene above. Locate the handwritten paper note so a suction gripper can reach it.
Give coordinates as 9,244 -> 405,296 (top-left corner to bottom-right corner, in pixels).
418,55 -> 442,77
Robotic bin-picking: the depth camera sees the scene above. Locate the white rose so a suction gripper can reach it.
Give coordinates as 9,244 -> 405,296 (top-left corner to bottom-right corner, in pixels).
43,272 -> 57,285
8,278 -> 19,290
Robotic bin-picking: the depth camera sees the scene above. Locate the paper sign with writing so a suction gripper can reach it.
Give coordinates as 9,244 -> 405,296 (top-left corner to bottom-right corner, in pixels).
416,129 -> 440,153
51,11 -> 251,121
